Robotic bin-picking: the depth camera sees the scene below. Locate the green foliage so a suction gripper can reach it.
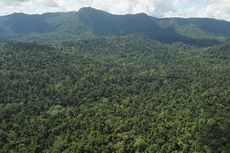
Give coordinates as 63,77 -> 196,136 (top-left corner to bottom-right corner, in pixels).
0,7 -> 230,46
0,36 -> 229,152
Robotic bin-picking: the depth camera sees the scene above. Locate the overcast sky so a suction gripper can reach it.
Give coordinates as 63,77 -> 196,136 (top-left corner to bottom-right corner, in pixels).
0,0 -> 230,21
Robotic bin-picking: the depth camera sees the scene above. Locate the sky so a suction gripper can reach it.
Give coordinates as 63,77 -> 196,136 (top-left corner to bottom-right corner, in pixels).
0,0 -> 230,21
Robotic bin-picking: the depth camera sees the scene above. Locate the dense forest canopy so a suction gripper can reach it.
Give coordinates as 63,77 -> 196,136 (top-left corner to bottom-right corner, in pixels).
0,8 -> 230,153
0,36 -> 230,152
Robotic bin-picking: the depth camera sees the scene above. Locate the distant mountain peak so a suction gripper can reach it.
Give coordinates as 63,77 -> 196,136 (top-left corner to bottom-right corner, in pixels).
79,7 -> 97,11
78,7 -> 109,15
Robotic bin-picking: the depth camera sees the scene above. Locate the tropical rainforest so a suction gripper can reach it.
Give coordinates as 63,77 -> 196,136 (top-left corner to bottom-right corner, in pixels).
0,7 -> 230,153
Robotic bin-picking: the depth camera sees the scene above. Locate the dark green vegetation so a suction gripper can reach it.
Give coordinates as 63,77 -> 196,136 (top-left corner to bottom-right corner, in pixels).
0,7 -> 230,46
0,7 -> 230,153
0,36 -> 230,152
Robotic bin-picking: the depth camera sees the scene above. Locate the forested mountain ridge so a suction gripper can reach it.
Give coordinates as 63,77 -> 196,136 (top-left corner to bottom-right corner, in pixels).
0,7 -> 230,46
0,6 -> 230,153
0,37 -> 229,152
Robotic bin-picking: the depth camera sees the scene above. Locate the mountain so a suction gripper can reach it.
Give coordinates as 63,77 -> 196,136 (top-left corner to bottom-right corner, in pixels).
0,7 -> 230,46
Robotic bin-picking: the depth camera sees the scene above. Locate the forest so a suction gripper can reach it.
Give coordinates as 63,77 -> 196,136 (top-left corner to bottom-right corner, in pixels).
0,35 -> 229,153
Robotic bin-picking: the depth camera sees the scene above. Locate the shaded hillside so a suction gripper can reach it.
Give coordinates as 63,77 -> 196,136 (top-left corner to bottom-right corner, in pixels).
160,18 -> 230,37
0,7 -> 230,46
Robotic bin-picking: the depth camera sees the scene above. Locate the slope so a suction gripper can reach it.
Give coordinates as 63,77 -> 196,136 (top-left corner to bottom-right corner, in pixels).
0,7 -> 230,46
0,36 -> 229,152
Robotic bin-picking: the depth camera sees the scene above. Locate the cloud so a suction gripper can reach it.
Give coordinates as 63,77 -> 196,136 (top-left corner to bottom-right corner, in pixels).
165,0 -> 230,21
0,0 -> 229,21
52,0 -> 180,16
0,0 -> 30,6
0,0 -> 60,15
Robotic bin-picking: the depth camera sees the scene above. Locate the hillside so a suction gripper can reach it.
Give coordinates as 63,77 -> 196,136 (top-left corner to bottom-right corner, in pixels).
0,7 -> 230,46
0,6 -> 230,153
0,37 -> 229,152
